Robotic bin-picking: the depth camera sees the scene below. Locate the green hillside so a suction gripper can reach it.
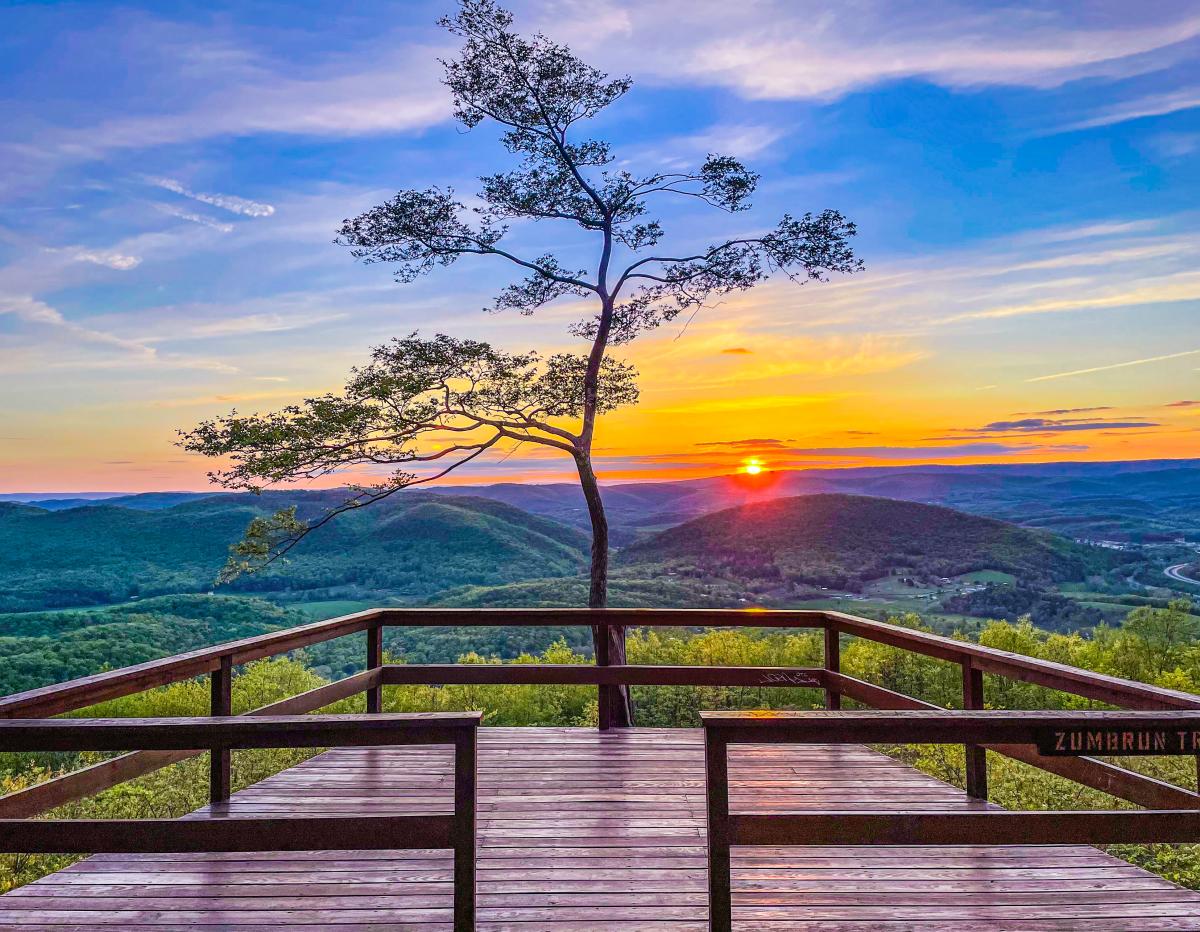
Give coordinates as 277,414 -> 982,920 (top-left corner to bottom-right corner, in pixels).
619,494 -> 1124,592
0,492 -> 588,612
0,491 -> 1139,690
0,594 -> 300,694
431,573 -> 744,609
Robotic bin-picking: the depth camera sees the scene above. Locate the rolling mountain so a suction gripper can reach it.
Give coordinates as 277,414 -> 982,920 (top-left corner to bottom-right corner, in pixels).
8,458 -> 1199,539
0,492 -> 587,613
430,459 -> 1200,542
0,488 -> 1147,688
618,494 -> 1125,591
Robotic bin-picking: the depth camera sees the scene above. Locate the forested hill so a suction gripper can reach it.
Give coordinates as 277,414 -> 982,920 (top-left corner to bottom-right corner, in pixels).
0,492 -> 587,613
619,494 -> 1124,590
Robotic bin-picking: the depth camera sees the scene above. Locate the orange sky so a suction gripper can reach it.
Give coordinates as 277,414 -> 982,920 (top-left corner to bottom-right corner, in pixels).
3,264 -> 1197,492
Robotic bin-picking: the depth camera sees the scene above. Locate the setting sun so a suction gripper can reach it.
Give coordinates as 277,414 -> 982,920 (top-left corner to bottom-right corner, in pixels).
741,459 -> 765,476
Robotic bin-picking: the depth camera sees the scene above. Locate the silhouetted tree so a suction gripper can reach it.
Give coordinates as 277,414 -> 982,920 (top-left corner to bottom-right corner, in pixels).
180,0 -> 862,726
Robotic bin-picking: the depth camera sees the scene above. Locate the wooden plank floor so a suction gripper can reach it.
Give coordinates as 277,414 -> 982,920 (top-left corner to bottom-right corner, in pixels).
4,727 -> 1200,930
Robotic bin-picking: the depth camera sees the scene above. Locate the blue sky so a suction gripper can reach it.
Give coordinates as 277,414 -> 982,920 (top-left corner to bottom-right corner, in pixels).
1,0 -> 1198,490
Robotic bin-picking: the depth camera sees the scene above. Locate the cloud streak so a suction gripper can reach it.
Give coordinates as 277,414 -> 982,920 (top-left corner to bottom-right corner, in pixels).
1026,349 -> 1200,383
152,203 -> 234,233
969,418 -> 1158,433
147,177 -> 275,218
607,2 -> 1200,101
72,250 -> 141,271
1062,87 -> 1200,131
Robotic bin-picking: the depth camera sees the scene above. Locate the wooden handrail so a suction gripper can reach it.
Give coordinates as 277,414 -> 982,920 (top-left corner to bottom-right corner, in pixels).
0,608 -> 383,718
0,712 -> 480,932
826,611 -> 1200,710
700,708 -> 1200,744
0,669 -> 382,819
5,607 -> 1198,722
729,810 -> 1200,847
381,663 -> 824,687
3,602 -> 1200,932
0,711 -> 483,751
702,709 -> 1200,932
825,671 -> 1200,810
0,813 -> 457,853
4,605 -> 1200,830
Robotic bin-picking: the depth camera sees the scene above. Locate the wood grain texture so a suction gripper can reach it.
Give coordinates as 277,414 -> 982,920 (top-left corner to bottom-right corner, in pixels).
4,727 -> 1199,930
827,672 -> 1200,809
0,669 -> 383,820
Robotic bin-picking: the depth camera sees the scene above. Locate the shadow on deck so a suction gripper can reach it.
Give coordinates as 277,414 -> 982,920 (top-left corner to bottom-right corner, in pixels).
4,727 -> 1199,931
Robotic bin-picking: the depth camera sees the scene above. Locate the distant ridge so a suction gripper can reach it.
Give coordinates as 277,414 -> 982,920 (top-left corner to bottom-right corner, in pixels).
618,494 -> 1124,590
6,458 -> 1199,538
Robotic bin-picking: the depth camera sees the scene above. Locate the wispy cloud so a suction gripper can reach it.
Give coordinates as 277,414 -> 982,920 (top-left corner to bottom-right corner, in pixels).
605,2 -> 1200,101
185,311 -> 346,339
944,269 -> 1200,323
603,441 -> 1090,466
153,203 -> 234,233
147,177 -> 275,218
0,294 -> 154,358
757,217 -> 1200,333
777,443 -> 1088,459
71,250 -> 142,271
627,122 -> 788,168
698,438 -> 792,449
31,25 -> 449,162
1020,406 -> 1114,415
1026,349 -> 1200,383
1062,87 -> 1200,131
0,295 -> 237,374
657,393 -> 839,414
147,389 -> 300,409
968,417 -> 1158,433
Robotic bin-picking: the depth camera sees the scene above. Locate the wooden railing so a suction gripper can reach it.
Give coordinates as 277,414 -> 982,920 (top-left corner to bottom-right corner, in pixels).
701,709 -> 1200,932
2,608 -> 1199,832
0,711 -> 480,931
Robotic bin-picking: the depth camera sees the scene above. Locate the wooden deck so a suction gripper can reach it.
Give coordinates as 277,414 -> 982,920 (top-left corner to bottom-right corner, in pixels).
4,727 -> 1200,930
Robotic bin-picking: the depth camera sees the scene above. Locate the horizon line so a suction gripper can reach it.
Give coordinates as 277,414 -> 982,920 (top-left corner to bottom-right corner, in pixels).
3,455 -> 1198,499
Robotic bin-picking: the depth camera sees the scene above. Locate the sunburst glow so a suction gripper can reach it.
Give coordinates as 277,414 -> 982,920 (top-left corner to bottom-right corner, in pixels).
741,458 -> 765,476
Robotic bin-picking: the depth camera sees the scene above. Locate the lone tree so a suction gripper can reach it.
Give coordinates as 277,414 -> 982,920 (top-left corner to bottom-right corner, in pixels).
180,0 -> 862,726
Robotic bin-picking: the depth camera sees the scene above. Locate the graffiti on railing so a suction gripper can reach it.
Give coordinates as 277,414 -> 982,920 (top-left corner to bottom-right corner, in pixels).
757,671 -> 822,688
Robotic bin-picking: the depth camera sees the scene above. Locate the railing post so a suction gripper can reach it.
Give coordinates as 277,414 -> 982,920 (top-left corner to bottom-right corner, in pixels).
366,621 -> 383,714
704,724 -> 732,932
209,654 -> 232,805
453,726 -> 477,932
596,623 -> 612,732
962,659 -> 987,800
824,621 -> 841,710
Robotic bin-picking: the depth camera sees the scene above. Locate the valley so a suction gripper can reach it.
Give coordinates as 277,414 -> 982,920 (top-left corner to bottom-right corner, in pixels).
2,459 -> 1197,694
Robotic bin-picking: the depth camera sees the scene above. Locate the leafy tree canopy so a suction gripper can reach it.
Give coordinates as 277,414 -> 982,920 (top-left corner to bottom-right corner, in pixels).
181,335 -> 634,577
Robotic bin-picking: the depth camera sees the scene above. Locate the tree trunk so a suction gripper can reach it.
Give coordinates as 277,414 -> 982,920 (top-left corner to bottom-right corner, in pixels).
575,452 -> 633,727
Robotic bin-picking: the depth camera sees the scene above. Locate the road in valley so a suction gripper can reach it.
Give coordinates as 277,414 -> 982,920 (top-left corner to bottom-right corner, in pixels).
1165,563 -> 1200,586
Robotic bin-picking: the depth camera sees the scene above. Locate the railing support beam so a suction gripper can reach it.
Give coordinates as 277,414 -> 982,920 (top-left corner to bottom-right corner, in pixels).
454,727 -> 477,931
366,622 -> 383,714
962,660 -> 987,800
824,624 -> 841,711
704,727 -> 732,932
209,655 -> 232,804
596,622 -> 613,731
